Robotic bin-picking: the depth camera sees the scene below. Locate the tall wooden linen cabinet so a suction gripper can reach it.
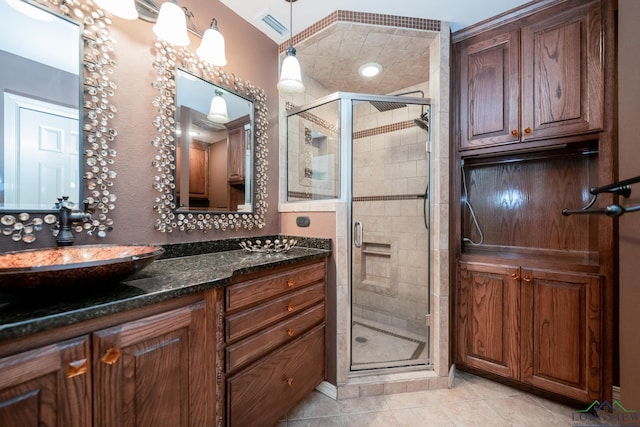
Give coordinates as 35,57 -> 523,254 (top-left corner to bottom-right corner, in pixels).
451,0 -> 616,404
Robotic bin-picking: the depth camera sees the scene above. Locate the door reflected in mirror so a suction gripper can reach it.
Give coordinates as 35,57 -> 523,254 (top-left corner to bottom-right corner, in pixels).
175,68 -> 253,213
0,0 -> 82,211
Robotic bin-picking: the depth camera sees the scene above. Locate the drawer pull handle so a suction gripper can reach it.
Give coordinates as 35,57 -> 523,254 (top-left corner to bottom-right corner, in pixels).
287,278 -> 295,287
287,328 -> 295,337
67,358 -> 88,378
101,348 -> 121,365
286,303 -> 295,312
511,272 -> 519,280
523,275 -> 532,283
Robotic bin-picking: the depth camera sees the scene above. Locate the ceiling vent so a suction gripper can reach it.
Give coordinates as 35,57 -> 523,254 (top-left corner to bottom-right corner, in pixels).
258,9 -> 288,36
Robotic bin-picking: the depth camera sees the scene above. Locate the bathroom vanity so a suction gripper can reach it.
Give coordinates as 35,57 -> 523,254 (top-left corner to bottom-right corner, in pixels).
0,240 -> 330,427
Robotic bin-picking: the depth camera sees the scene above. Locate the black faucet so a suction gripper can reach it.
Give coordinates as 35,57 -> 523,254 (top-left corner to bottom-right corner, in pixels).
54,196 -> 92,246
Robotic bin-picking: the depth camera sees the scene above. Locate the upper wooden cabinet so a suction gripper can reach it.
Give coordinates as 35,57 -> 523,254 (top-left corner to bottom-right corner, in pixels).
226,115 -> 250,185
456,0 -> 603,152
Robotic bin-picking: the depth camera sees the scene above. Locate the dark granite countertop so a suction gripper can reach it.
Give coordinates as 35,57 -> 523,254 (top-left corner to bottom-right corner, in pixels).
0,237 -> 331,343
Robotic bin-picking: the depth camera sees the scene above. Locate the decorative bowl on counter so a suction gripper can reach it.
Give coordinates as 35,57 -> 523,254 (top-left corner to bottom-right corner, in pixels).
239,238 -> 297,254
0,244 -> 164,291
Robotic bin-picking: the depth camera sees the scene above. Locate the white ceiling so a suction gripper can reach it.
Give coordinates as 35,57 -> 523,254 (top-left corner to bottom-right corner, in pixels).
219,0 -> 533,44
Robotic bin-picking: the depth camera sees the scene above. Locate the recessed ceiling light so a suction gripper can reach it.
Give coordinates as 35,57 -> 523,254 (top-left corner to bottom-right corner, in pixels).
358,62 -> 383,77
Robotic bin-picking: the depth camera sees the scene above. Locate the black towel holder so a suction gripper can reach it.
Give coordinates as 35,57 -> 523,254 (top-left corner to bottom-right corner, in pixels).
562,175 -> 640,217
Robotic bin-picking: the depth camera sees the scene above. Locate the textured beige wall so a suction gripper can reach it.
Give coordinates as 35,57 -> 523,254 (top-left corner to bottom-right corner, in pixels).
0,0 -> 280,251
618,0 -> 640,411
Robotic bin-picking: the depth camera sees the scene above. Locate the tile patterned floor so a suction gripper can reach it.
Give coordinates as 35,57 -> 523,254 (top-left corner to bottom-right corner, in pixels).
279,370 -> 616,426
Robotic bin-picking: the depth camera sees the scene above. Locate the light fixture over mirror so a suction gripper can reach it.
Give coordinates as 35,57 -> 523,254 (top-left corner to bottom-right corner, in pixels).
97,0 -> 227,66
277,0 -> 304,94
0,0 -> 119,243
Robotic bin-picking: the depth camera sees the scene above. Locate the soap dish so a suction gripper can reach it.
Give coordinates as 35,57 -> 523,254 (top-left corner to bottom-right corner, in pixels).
239,239 -> 297,253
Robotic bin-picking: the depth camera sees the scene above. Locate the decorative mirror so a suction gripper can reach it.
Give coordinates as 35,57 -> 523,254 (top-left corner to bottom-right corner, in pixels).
151,41 -> 268,233
0,0 -> 118,242
175,68 -> 253,213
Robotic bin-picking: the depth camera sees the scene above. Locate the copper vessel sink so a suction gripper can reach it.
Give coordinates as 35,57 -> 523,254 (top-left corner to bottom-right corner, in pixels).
0,244 -> 164,290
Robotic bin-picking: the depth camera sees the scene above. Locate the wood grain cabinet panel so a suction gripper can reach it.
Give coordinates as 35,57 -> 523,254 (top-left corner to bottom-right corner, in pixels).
456,262 -> 603,403
93,301 -> 213,427
457,262 -> 520,379
456,0 -> 603,153
520,268 -> 602,402
458,31 -> 520,150
225,260 -> 327,427
521,1 -> 603,141
0,336 -> 91,427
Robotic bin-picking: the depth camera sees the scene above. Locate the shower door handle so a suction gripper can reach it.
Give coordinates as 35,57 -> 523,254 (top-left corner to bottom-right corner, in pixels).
354,221 -> 363,248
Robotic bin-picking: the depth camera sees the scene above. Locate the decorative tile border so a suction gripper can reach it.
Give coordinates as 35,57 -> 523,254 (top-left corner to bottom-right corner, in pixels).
279,10 -> 441,53
353,194 -> 426,202
286,101 -> 338,135
353,120 -> 416,139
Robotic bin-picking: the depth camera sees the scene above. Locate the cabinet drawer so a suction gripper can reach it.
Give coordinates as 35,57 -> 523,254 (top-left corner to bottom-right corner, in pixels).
226,303 -> 325,373
226,282 -> 324,342
227,324 -> 325,427
226,261 -> 325,312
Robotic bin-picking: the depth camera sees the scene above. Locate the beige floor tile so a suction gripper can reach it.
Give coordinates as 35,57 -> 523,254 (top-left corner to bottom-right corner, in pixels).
527,394 -> 580,417
288,391 -> 340,420
338,395 -> 390,414
384,390 -> 435,410
392,405 -> 455,427
465,376 -> 524,399
340,410 -> 400,427
439,399 -> 510,427
488,395 -> 564,426
286,417 -> 343,427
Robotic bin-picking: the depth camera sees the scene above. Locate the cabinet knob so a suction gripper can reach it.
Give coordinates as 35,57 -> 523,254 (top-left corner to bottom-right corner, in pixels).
511,129 -> 519,137
524,127 -> 532,134
287,278 -> 295,287
67,358 -> 88,378
287,328 -> 295,337
101,348 -> 122,365
286,377 -> 294,387
286,303 -> 295,312
511,272 -> 520,280
523,275 -> 532,283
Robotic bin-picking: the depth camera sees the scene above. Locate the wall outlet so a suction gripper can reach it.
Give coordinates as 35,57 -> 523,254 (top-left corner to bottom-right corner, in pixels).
296,216 -> 310,227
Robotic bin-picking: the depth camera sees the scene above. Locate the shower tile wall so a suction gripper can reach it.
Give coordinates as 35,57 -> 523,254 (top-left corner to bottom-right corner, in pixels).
352,101 -> 429,337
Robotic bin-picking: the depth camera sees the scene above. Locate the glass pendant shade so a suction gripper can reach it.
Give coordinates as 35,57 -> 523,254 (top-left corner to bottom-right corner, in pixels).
196,21 -> 227,66
94,0 -> 139,20
277,46 -> 304,94
153,2 -> 190,46
208,92 -> 230,124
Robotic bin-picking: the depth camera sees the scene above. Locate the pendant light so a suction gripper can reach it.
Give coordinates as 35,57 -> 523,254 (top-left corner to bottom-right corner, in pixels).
93,0 -> 139,20
277,0 -> 304,94
153,1 -> 190,46
208,90 -> 230,124
196,18 -> 227,66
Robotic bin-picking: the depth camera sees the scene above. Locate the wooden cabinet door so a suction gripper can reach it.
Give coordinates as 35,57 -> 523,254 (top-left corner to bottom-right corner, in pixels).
0,336 -> 91,427
93,301 -> 213,427
227,124 -> 246,184
457,262 -> 520,379
520,268 -> 602,402
521,0 -> 603,141
458,30 -> 520,151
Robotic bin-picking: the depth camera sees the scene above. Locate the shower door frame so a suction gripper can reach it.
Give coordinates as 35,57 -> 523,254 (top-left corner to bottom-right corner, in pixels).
341,92 -> 433,373
285,92 -> 434,376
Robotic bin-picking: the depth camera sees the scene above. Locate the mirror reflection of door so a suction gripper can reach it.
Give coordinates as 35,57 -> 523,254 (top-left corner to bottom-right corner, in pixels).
174,68 -> 254,213
3,93 -> 79,210
0,0 -> 81,211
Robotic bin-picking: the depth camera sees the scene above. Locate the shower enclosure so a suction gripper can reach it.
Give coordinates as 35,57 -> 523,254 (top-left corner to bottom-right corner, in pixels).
286,92 -> 432,372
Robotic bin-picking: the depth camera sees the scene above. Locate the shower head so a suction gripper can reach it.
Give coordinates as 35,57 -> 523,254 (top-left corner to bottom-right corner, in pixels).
414,112 -> 429,131
369,100 -> 407,112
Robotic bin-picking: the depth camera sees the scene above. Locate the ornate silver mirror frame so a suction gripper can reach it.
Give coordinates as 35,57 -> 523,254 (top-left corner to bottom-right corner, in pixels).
0,0 -> 118,243
150,40 -> 268,233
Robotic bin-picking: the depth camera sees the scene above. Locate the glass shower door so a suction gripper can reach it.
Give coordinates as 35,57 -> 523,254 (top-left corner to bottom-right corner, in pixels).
350,96 -> 431,371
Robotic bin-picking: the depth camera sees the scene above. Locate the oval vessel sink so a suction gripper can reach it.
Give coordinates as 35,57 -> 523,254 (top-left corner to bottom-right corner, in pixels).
0,244 -> 164,290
